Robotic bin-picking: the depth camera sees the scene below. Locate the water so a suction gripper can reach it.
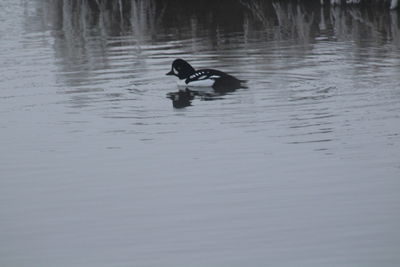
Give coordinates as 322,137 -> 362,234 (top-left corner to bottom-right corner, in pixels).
1,0 -> 400,266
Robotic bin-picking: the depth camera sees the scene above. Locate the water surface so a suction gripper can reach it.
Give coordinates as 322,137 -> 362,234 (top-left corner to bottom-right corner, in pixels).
1,1 -> 400,266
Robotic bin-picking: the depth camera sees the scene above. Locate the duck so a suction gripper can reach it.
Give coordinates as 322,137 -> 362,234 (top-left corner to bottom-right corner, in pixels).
166,59 -> 245,89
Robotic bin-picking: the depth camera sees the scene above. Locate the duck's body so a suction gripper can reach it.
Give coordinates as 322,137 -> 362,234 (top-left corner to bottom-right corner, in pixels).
166,59 -> 245,89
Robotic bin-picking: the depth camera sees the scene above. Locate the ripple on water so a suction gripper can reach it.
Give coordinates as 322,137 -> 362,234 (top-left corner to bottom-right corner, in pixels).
1,1 -> 400,267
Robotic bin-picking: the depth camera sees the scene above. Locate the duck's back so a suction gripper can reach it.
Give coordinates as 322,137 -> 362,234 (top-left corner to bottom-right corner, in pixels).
185,69 -> 242,88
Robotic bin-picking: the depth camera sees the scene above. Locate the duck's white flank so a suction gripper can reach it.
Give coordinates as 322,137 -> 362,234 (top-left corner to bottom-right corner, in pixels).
177,79 -> 215,87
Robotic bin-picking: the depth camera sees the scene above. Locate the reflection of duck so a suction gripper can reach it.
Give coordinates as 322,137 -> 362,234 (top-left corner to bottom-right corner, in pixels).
166,89 -> 195,108
167,85 -> 240,108
166,59 -> 246,89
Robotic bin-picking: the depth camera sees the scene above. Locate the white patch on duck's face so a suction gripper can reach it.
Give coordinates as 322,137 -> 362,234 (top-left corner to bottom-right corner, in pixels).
173,67 -> 179,75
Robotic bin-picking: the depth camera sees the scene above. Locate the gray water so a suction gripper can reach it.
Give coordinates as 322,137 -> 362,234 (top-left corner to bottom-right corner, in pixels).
1,1 -> 400,266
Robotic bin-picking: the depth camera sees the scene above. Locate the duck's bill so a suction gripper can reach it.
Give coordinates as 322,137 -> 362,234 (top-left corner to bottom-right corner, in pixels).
166,70 -> 174,75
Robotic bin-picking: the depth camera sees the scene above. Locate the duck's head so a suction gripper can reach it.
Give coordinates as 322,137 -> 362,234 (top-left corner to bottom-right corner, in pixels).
166,59 -> 196,80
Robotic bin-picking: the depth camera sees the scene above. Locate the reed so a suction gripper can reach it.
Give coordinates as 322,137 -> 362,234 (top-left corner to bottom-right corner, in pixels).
322,0 -> 398,9
37,0 -> 400,46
